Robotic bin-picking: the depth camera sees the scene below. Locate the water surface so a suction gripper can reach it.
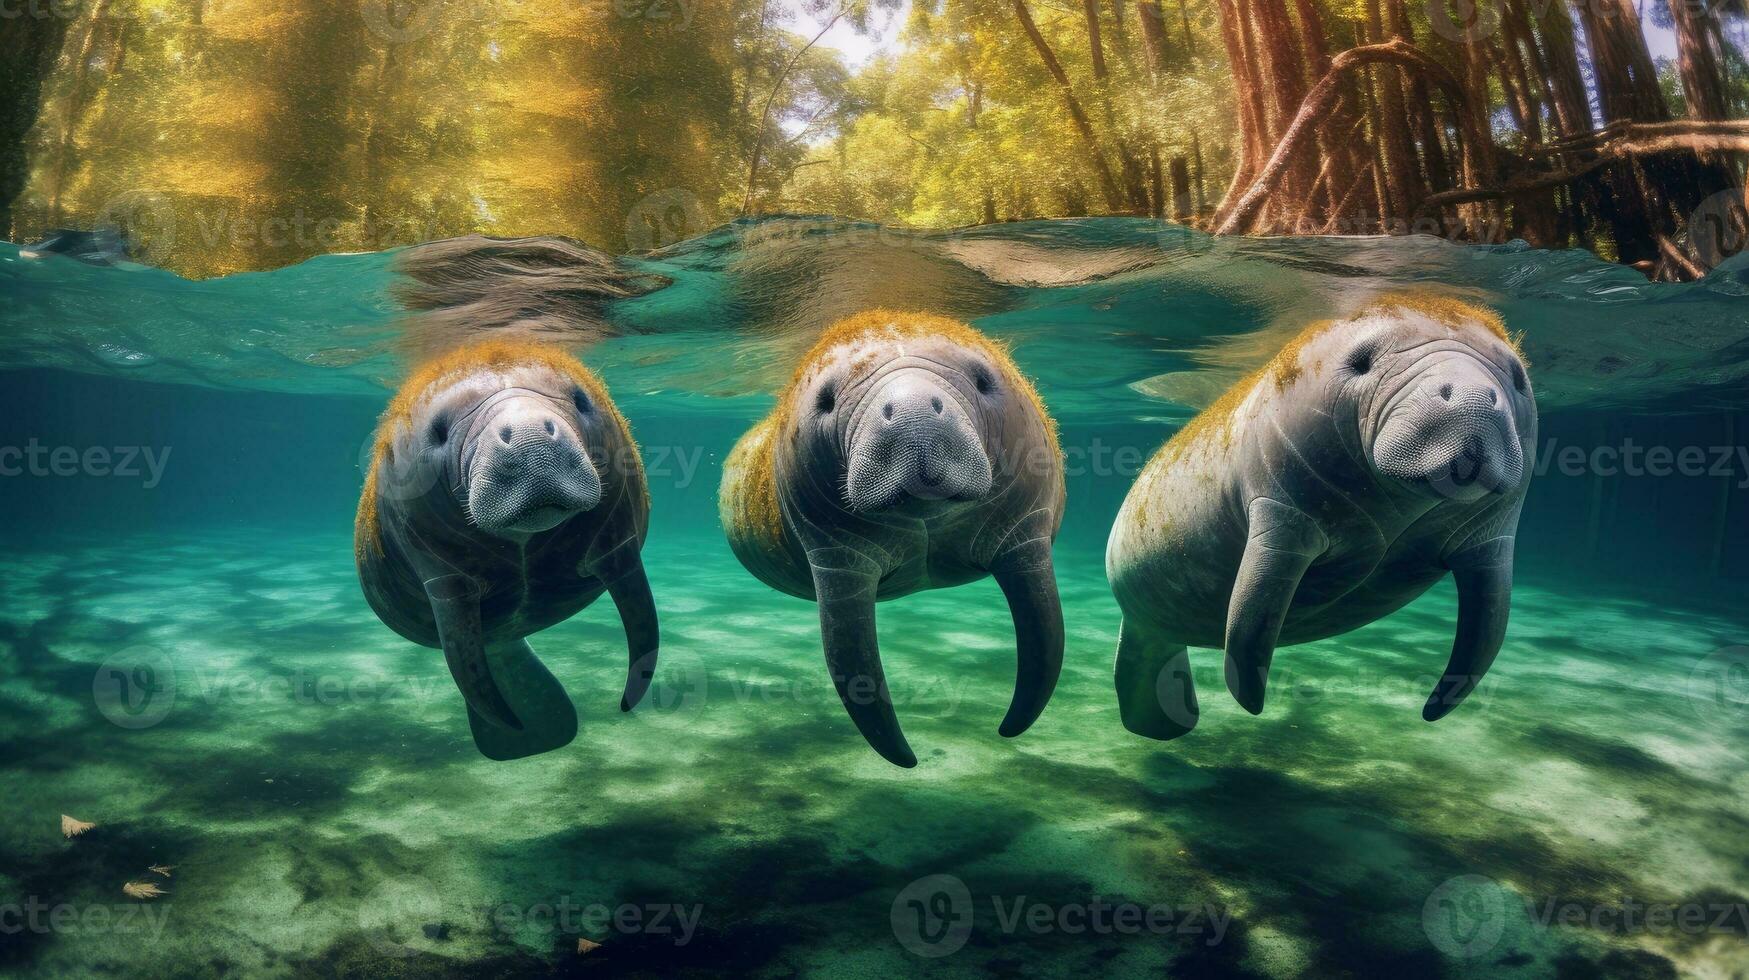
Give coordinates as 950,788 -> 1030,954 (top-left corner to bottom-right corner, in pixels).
2,218 -> 1746,977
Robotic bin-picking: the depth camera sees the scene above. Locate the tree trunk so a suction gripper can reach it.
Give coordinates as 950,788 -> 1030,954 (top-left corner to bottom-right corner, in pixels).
1149,145 -> 1166,217
1013,0 -> 1127,212
1668,0 -> 1732,126
1214,0 -> 1270,214
1083,0 -> 1151,211
1136,0 -> 1172,76
743,10 -> 844,214
0,10 -> 72,238
1499,10 -> 1545,146
1191,129 -> 1207,213
1366,0 -> 1425,226
1169,154 -> 1192,220
46,0 -> 116,224
1449,8 -> 1500,238
1219,39 -> 1480,235
1533,0 -> 1593,137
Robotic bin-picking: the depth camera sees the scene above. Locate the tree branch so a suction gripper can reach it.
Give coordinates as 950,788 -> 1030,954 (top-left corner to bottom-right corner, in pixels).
1418,132 -> 1749,211
1013,0 -> 1127,212
742,7 -> 845,215
1215,39 -> 1477,236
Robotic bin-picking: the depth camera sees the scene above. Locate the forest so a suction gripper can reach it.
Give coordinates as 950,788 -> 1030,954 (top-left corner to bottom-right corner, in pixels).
1,0 -> 1745,279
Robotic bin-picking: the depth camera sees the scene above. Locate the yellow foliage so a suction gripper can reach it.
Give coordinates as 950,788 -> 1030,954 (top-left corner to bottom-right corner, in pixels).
154,156 -> 273,198
490,82 -> 604,121
203,0 -> 307,41
179,87 -> 283,132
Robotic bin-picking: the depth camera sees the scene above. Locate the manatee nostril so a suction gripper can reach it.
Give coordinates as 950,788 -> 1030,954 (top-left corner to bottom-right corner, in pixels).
498,425 -> 513,444
930,396 -> 943,414
1487,387 -> 1499,405
543,418 -> 556,437
883,403 -> 894,421
1439,383 -> 1453,401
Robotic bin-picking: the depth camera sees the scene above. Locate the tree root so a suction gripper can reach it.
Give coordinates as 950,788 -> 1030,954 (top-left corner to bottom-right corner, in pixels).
1214,39 -> 1481,236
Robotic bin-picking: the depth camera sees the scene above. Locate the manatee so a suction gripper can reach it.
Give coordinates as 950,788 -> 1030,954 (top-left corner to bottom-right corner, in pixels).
719,310 -> 1066,768
356,338 -> 657,760
1107,294 -> 1537,739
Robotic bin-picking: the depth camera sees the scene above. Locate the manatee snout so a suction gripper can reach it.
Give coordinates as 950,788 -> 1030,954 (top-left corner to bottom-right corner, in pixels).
467,395 -> 601,534
846,371 -> 992,512
1372,355 -> 1523,501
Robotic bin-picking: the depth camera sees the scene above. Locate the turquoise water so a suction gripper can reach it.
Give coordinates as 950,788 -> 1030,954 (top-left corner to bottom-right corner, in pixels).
2,218 -> 1748,976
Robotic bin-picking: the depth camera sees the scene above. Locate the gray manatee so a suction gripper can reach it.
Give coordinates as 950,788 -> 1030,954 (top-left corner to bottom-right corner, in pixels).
719,310 -> 1066,767
1107,294 -> 1536,739
356,338 -> 657,760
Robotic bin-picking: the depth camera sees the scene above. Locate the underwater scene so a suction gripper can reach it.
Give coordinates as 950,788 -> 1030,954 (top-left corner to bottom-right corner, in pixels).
1,216 -> 1748,978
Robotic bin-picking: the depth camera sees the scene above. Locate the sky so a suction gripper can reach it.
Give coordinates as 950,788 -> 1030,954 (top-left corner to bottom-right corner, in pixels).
771,0 -> 1694,145
776,2 -> 910,69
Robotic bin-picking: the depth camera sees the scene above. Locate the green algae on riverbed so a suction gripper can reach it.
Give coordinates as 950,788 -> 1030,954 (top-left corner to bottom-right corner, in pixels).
3,528 -> 1746,977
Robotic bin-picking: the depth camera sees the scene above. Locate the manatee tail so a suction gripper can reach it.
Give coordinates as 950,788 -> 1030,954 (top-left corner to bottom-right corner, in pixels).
465,640 -> 579,761
1114,619 -> 1198,740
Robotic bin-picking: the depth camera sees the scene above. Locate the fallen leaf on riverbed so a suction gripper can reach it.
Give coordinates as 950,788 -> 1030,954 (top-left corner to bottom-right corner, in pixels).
61,815 -> 96,839
122,881 -> 167,900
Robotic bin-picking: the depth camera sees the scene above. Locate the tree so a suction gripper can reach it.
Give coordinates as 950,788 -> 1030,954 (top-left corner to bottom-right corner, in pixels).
1211,0 -> 1745,279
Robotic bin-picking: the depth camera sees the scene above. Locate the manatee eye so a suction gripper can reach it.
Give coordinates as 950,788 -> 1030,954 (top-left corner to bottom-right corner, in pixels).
815,384 -> 836,414
1346,343 -> 1377,376
428,415 -> 450,445
1508,359 -> 1527,393
973,367 -> 995,395
573,389 -> 594,415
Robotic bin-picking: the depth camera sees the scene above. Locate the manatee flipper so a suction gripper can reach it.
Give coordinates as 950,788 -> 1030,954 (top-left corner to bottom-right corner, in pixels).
425,574 -> 522,730
811,551 -> 917,768
465,639 -> 579,760
425,574 -> 578,760
1115,619 -> 1197,740
1223,498 -> 1328,715
991,543 -> 1063,738
605,561 -> 660,712
1424,536 -> 1514,721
